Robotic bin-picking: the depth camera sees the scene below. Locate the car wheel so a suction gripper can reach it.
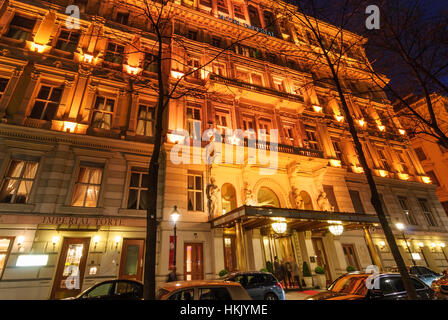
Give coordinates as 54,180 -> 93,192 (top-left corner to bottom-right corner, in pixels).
264,293 -> 278,300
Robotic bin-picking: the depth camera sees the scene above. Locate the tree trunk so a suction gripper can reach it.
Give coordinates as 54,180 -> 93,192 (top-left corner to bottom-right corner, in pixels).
143,33 -> 167,300
321,51 -> 418,300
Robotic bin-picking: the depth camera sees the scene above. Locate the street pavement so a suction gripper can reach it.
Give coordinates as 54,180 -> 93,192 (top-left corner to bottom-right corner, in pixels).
285,289 -> 323,300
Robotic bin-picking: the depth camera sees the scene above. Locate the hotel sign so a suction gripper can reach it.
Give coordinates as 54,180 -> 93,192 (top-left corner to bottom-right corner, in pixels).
218,15 -> 275,37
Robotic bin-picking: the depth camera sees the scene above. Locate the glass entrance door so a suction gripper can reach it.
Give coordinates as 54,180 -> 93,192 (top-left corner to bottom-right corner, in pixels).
119,239 -> 144,281
51,237 -> 90,300
184,243 -> 203,281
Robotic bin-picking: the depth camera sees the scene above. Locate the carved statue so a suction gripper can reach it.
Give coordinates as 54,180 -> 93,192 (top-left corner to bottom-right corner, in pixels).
243,181 -> 256,206
292,187 -> 305,210
317,191 -> 334,212
206,178 -> 220,217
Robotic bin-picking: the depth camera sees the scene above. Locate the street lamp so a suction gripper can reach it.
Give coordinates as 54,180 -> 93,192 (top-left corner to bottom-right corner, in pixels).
395,222 -> 416,267
171,206 -> 180,268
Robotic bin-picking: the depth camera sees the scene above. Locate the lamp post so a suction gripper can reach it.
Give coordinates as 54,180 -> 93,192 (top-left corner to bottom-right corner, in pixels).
171,206 -> 180,268
396,222 -> 416,267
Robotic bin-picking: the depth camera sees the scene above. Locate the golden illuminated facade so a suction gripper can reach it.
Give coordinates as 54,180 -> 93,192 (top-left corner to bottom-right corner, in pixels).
0,0 -> 446,299
398,94 -> 448,217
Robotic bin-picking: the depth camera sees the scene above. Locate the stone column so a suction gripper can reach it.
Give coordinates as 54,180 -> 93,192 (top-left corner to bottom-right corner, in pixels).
363,226 -> 383,271
235,220 -> 247,271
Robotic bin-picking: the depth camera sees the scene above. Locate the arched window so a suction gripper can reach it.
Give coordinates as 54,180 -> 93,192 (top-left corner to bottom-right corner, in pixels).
221,183 -> 237,214
299,191 -> 313,210
257,187 -> 280,208
248,5 -> 261,27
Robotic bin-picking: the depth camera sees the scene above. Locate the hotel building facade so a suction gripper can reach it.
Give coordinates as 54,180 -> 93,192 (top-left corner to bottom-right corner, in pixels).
0,0 -> 447,299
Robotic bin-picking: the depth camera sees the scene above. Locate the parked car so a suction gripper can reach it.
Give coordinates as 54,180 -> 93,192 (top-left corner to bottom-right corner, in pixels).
156,280 -> 252,300
307,272 -> 436,300
224,271 -> 285,300
409,266 -> 442,287
62,279 -> 143,300
430,269 -> 448,300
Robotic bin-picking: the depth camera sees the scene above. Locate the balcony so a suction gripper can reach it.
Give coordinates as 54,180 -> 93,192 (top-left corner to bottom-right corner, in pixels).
208,74 -> 305,112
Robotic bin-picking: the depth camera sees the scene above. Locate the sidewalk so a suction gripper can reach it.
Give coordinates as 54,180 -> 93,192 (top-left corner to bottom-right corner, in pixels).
285,289 -> 324,300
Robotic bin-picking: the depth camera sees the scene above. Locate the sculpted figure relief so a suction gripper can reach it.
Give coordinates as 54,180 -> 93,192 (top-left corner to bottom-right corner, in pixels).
206,177 -> 219,217
292,187 -> 305,210
244,182 -> 256,206
317,191 -> 334,212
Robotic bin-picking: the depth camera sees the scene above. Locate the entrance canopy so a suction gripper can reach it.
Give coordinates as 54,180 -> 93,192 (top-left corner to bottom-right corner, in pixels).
210,206 -> 379,232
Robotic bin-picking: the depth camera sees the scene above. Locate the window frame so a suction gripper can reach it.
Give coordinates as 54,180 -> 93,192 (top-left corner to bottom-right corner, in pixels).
0,236 -> 14,280
0,157 -> 40,204
126,167 -> 149,210
70,162 -> 105,208
135,103 -> 155,137
90,95 -> 116,130
28,84 -> 64,121
187,172 -> 204,212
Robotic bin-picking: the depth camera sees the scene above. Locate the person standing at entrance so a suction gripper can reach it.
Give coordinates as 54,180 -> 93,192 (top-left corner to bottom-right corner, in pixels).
291,259 -> 303,290
167,267 -> 178,282
279,260 -> 286,288
274,256 -> 281,282
285,259 -> 293,288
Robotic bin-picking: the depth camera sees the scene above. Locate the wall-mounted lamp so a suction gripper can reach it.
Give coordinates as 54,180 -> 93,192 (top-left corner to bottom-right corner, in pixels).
399,129 -> 406,135
114,236 -> 121,249
93,235 -> 100,249
312,105 -> 322,113
421,176 -> 432,184
378,241 -> 386,249
17,236 -> 25,249
358,119 -> 366,127
334,115 -> 344,122
418,242 -> 424,248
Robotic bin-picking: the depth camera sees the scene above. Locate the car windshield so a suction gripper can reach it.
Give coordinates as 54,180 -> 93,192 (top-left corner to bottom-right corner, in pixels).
328,275 -> 369,296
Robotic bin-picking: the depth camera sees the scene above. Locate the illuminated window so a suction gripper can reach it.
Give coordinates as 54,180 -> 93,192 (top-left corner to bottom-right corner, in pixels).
127,168 -> 148,210
55,29 -> 80,53
0,158 -> 38,204
215,109 -> 231,134
29,85 -> 63,121
188,172 -> 203,211
71,164 -> 103,207
104,42 -> 124,65
221,183 -> 237,214
91,96 -> 115,130
136,104 -> 154,137
186,104 -> 201,140
257,187 -> 280,207
5,15 -> 36,41
0,237 -> 13,279
305,126 -> 319,150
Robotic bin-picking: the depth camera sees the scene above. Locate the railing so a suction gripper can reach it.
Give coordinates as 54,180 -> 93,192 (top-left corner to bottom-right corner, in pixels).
209,74 -> 304,102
